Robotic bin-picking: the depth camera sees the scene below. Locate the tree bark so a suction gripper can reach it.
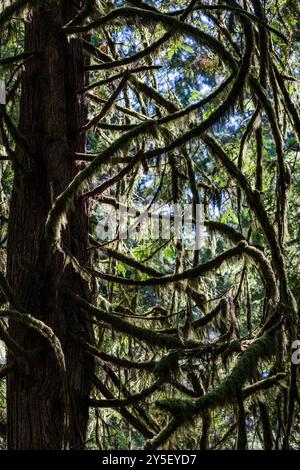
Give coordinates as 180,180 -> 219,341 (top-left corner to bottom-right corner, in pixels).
6,0 -> 94,449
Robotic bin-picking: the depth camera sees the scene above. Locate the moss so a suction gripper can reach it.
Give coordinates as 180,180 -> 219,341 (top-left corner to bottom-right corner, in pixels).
79,336 -> 157,371
145,418 -> 179,450
156,330 -> 277,425
45,119 -> 156,250
71,293 -> 201,350
204,220 -> 245,244
0,308 -> 70,449
152,351 -> 181,381
46,9 -> 253,255
0,1 -> 32,28
64,7 -> 239,71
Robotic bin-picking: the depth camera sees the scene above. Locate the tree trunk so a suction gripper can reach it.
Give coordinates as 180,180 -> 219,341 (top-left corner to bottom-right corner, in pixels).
6,1 -> 94,449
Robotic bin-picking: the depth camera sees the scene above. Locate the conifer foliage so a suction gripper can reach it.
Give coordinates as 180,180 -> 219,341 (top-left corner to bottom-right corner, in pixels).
0,0 -> 299,450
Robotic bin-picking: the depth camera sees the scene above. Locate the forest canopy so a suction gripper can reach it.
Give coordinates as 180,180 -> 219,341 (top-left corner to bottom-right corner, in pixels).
0,0 -> 300,451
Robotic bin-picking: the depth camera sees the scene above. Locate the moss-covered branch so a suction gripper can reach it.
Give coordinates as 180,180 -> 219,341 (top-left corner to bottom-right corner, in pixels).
93,375 -> 155,439
90,379 -> 162,408
71,293 -> 200,349
63,6 -> 237,70
153,328 -> 279,444
86,241 -> 277,306
0,309 -> 69,449
79,336 -> 157,371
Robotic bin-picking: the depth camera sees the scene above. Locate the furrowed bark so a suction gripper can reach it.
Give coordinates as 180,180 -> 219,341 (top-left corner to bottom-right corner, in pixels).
6,1 -> 94,449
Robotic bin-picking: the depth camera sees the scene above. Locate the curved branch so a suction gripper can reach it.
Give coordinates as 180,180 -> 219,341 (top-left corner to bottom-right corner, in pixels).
154,326 -> 279,445
93,375 -> 155,439
85,241 -> 276,304
90,379 -> 162,408
84,33 -> 171,71
0,309 -> 69,449
70,293 -> 200,349
79,336 -> 157,371
63,7 -> 237,70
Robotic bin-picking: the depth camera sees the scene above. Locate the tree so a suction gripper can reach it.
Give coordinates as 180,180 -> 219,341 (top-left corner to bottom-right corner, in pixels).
0,0 -> 299,450
1,0 -> 94,449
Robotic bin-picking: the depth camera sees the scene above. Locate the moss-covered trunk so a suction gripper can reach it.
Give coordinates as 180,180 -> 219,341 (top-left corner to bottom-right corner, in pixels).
6,1 -> 94,449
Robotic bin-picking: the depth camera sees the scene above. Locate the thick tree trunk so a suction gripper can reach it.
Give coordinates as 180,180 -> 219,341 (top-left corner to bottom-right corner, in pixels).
6,1 -> 94,449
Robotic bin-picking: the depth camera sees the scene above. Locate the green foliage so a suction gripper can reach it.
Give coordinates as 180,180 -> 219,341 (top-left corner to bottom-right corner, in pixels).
1,0 -> 300,452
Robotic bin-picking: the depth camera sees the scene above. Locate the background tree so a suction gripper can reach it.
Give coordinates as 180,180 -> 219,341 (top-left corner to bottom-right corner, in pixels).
0,0 -> 299,450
